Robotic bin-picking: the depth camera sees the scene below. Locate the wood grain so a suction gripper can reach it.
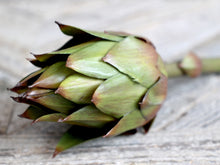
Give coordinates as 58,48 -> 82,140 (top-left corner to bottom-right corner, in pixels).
0,0 -> 220,164
1,130 -> 220,165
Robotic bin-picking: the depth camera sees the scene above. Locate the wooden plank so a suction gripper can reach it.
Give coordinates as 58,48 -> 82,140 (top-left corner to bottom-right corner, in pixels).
0,72 -> 14,134
0,130 -> 220,165
153,75 -> 220,132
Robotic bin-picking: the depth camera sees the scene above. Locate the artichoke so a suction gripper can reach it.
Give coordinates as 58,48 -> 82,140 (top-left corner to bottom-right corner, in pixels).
10,22 -> 168,157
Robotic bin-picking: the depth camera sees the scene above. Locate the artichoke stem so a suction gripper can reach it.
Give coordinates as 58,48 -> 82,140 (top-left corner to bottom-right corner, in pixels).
201,58 -> 220,74
165,63 -> 183,78
165,57 -> 220,78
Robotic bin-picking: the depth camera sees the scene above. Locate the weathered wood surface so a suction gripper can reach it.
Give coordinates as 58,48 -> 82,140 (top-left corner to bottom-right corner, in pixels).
0,0 -> 220,164
1,130 -> 220,165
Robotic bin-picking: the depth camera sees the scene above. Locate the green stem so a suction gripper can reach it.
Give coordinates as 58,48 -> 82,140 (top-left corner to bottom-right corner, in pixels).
165,58 -> 220,78
201,58 -> 220,73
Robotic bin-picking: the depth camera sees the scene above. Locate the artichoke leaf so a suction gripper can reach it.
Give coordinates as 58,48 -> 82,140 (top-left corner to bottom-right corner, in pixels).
18,106 -> 50,120
31,62 -> 75,89
55,21 -> 123,42
92,74 -> 147,118
57,74 -> 103,104
66,40 -> 118,79
34,113 -> 67,123
157,56 -> 168,77
104,75 -> 167,137
33,40 -> 96,62
53,125 -> 110,157
140,75 -> 167,107
104,105 -> 161,137
142,116 -> 156,133
10,67 -> 47,94
62,105 -> 115,128
103,36 -> 160,88
25,88 -> 75,114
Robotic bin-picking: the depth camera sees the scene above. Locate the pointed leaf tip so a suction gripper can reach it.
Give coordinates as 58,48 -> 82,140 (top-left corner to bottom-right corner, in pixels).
31,61 -> 74,89
55,22 -> 122,41
61,116 -> 69,122
32,118 -> 42,124
52,148 -> 61,158
54,21 -> 60,25
55,21 -> 63,27
58,118 -> 64,122
33,113 -> 67,123
25,57 -> 34,62
55,21 -> 66,32
30,52 -> 36,55
103,133 -> 109,138
31,120 -> 36,125
11,96 -> 20,102
54,125 -> 113,156
91,94 -> 99,105
18,114 -> 25,118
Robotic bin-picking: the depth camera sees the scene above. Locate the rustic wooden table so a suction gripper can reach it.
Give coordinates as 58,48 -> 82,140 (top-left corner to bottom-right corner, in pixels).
0,0 -> 220,164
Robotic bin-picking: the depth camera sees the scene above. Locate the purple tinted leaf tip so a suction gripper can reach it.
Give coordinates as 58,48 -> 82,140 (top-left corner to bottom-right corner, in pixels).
58,118 -> 65,122
52,148 -> 61,158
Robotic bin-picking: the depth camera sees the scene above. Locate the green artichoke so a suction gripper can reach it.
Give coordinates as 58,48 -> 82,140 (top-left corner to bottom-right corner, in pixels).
10,22 -> 168,157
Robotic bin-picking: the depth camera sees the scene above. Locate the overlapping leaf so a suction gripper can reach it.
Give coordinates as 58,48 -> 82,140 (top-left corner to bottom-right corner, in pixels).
10,68 -> 47,94
30,62 -> 74,89
104,75 -> 167,137
55,22 -> 123,42
92,74 -> 147,118
62,105 -> 115,127
19,106 -> 50,120
53,125 -> 114,157
57,74 -> 103,104
104,105 -> 160,137
66,40 -> 118,79
34,113 -> 67,123
103,36 -> 160,88
25,88 -> 75,114
33,40 -> 96,63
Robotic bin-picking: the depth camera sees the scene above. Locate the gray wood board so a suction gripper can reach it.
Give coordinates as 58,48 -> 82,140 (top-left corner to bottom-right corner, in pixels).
1,130 -> 220,165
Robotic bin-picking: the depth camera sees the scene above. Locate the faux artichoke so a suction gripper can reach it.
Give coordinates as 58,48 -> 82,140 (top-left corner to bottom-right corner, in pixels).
10,22 -> 168,157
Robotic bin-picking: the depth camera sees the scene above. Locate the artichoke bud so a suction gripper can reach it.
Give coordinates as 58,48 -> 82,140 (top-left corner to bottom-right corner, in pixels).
179,52 -> 202,77
10,22 -> 168,156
